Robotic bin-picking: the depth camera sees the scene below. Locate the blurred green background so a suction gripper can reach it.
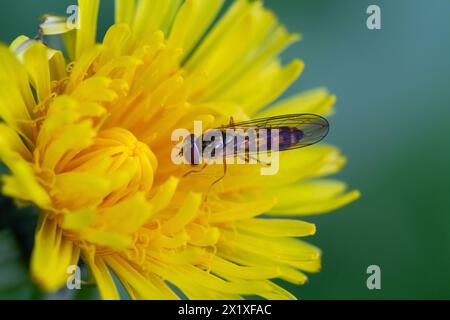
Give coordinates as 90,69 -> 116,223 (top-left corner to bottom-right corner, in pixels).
0,0 -> 449,299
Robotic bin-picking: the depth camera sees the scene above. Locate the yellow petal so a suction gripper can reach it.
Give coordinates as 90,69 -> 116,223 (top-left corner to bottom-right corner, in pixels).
41,120 -> 95,171
219,247 -> 320,274
220,231 -> 321,262
267,180 -> 360,216
240,59 -> 304,115
159,0 -> 183,35
62,207 -> 96,230
185,0 -> 301,111
271,180 -> 348,205
209,256 -> 283,280
76,0 -> 100,59
0,82 -> 33,142
115,0 -> 136,25
71,77 -> 118,103
83,254 -> 120,300
11,35 -> 67,82
186,0 -> 262,71
147,247 -> 205,265
0,43 -> 35,114
169,0 -> 224,60
0,136 -> 50,207
291,259 -> 321,273
202,26 -> 300,101
260,281 -> 297,300
81,230 -> 132,250
0,123 -> 32,161
132,0 -> 182,37
67,45 -> 103,93
48,48 -> 67,81
104,255 -> 176,299
186,223 -> 220,246
23,42 -> 51,102
270,189 -> 361,216
10,36 -> 34,61
36,97 -> 98,169
31,216 -> 80,292
161,192 -> 202,234
149,176 -> 179,213
257,88 -> 336,118
97,192 -> 153,234
222,146 -> 346,192
52,171 -> 113,210
122,274 -> 180,300
147,259 -> 284,298
237,218 -> 316,237
101,23 -> 132,60
208,197 -> 277,223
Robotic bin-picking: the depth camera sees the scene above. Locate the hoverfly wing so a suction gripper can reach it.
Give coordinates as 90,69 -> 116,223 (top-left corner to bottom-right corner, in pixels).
221,114 -> 330,152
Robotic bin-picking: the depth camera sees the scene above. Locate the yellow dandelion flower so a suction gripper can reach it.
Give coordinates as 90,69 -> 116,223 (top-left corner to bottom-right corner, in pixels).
0,0 -> 360,299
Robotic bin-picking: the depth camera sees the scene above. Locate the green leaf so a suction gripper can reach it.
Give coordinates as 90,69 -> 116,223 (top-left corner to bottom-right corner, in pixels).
0,230 -> 37,299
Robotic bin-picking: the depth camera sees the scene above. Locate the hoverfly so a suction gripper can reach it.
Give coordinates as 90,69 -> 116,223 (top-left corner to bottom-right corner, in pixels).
179,113 -> 329,192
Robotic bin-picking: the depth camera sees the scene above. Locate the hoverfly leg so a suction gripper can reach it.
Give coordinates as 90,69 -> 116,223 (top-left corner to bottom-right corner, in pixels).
183,163 -> 208,178
239,154 -> 271,166
252,155 -> 271,166
206,155 -> 227,201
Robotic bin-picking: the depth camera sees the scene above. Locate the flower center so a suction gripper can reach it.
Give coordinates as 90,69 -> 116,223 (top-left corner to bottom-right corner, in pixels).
51,127 -> 158,211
